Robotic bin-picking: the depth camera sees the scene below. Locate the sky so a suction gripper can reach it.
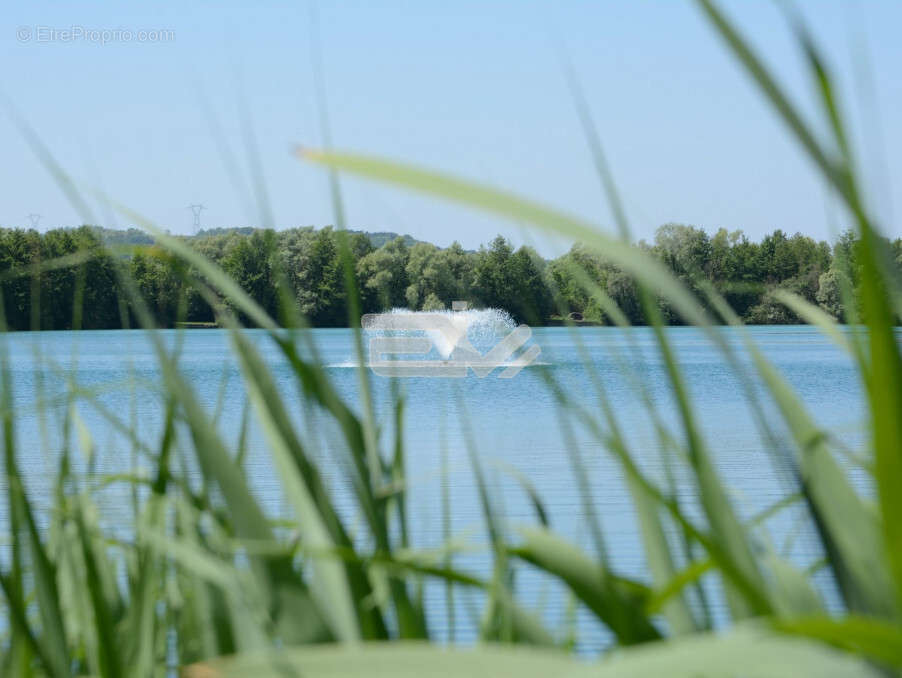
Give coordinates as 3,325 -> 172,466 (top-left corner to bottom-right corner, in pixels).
2,1 -> 901,256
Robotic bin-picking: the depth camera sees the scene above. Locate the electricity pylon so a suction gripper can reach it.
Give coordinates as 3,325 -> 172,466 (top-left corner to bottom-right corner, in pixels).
186,204 -> 205,235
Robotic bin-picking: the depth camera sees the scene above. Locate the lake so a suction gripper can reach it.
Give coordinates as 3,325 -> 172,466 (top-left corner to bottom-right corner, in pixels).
2,324 -> 868,650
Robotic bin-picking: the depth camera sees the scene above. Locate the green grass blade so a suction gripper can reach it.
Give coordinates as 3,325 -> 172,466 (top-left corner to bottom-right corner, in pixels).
118,262 -> 333,643
771,290 -> 852,355
858,242 -> 902,616
296,148 -> 709,327
560,51 -> 630,239
695,4 -> 902,617
143,526 -> 269,654
645,298 -> 769,619
167,368 -> 332,642
749,346 -> 893,616
0,568 -> 55,677
74,498 -> 123,678
694,0 -> 844,198
101,201 -> 278,331
765,553 -> 823,619
775,615 -> 902,668
540,293 -> 700,633
173,494 -> 235,662
704,283 -> 892,616
182,626 -> 882,678
626,472 -> 697,634
554,381 -> 770,620
123,397 -> 176,677
229,328 -> 362,642
511,526 -> 661,644
18,484 -> 71,678
273,336 -> 426,639
184,643 -> 586,678
645,559 -> 713,617
0,317 -> 70,677
1,97 -> 97,224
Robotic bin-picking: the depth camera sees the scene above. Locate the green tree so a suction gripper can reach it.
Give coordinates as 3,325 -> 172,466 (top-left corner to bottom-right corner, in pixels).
131,248 -> 185,327
221,230 -> 279,320
653,223 -> 712,279
816,268 -> 847,319
547,244 -> 606,319
357,237 -> 410,311
72,227 -> 121,329
472,236 -> 551,323
404,242 -> 465,310
0,228 -> 40,330
288,228 -> 347,325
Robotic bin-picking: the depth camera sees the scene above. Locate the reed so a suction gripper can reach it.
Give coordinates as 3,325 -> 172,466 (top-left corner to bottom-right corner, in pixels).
2,1 -> 900,676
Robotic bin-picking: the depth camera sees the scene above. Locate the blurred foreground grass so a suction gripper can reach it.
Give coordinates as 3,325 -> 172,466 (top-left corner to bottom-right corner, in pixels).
3,1 -> 902,676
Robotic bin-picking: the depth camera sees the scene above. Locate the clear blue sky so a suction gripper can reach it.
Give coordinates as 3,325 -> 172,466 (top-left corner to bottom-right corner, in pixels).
2,1 -> 900,255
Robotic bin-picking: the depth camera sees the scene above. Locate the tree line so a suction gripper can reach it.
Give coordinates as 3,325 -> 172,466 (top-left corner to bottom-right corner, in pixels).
0,223 -> 896,330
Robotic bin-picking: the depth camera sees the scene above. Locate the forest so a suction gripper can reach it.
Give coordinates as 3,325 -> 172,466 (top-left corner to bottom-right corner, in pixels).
0,223 -> 895,330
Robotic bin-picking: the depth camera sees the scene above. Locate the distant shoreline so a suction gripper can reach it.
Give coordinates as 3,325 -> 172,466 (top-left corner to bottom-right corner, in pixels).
0,225 -> 884,331
5,322 -> 883,333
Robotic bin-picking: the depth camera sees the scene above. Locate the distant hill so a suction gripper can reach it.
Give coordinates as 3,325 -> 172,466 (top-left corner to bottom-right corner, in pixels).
191,226 -> 421,249
52,224 -> 427,251
21,224 -> 461,254
92,227 -> 155,246
193,227 -> 256,239
353,230 -> 420,248
87,225 -> 421,249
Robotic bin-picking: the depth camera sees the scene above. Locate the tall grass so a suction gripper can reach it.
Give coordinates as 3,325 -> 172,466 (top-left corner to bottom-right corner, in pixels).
2,1 -> 901,676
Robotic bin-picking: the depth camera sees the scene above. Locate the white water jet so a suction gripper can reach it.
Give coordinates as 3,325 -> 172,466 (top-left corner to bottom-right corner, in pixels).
381,307 -> 516,358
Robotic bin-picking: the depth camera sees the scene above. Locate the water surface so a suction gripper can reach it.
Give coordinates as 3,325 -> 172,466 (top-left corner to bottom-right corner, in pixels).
3,325 -> 868,649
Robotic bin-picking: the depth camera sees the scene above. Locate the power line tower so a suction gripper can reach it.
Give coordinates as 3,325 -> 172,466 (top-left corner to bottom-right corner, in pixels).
186,204 -> 205,235
26,213 -> 42,229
